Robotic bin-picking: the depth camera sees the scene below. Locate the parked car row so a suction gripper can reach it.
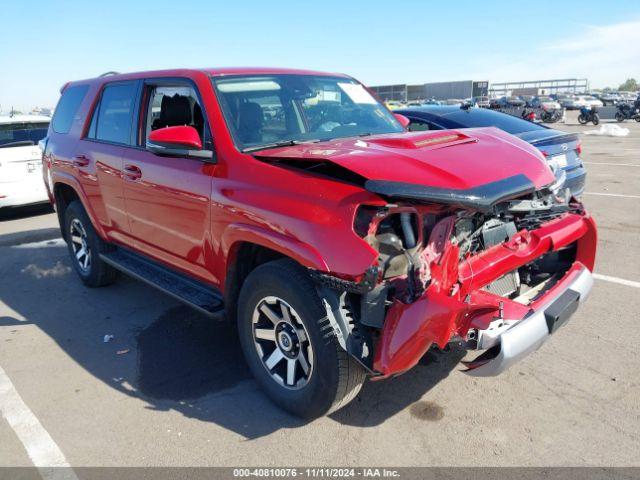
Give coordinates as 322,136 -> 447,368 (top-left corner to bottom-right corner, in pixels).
384,92 -> 639,113
387,96 -> 490,110
556,92 -> 640,109
556,94 -> 603,110
589,90 -> 639,106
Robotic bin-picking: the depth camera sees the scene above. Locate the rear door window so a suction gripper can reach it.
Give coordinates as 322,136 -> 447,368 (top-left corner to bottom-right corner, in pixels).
88,82 -> 137,145
52,85 -> 89,134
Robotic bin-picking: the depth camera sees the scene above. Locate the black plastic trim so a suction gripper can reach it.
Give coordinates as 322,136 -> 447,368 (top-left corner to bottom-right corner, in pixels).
544,288 -> 580,333
365,174 -> 536,212
100,247 -> 224,318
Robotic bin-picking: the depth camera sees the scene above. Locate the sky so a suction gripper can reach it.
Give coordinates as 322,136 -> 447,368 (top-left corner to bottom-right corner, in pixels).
1,0 -> 639,111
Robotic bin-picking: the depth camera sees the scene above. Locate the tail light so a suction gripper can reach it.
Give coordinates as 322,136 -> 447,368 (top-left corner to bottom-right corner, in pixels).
576,142 -> 582,156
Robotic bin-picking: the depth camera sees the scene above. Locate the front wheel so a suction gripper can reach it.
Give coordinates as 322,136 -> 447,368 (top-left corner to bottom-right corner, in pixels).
64,201 -> 117,287
237,259 -> 366,419
592,114 -> 600,125
615,112 -> 625,122
577,114 -> 587,125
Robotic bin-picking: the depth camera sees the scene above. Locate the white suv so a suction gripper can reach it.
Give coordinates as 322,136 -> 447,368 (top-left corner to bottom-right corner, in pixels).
0,115 -> 50,209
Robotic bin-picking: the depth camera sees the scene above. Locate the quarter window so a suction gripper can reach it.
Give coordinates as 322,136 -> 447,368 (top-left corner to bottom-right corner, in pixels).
88,83 -> 137,145
52,85 -> 89,134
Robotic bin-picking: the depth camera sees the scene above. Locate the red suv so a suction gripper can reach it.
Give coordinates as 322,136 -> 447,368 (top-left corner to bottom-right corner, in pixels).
42,68 -> 597,418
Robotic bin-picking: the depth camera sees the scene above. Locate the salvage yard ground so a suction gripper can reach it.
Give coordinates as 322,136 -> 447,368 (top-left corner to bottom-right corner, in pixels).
0,111 -> 638,468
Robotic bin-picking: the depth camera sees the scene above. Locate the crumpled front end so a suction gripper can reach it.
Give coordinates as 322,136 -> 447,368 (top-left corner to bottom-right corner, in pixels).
311,180 -> 597,379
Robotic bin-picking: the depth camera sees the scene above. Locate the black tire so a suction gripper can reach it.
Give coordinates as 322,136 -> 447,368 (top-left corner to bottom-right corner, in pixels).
237,259 -> 366,419
64,200 -> 117,287
592,114 -> 600,126
615,112 -> 624,122
577,114 -> 587,125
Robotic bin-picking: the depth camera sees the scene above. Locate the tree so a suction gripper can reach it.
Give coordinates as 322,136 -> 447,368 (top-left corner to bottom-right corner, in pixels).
619,78 -> 639,91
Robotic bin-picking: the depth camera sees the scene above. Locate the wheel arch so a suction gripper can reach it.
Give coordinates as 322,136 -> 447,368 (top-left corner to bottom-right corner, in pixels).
52,174 -> 106,241
221,224 -> 329,323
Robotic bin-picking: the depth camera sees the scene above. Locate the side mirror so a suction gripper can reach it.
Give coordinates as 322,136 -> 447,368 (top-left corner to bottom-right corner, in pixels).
394,113 -> 410,129
147,126 -> 213,161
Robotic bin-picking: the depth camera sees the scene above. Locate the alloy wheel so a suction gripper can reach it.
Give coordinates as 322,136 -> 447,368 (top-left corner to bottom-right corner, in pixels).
252,296 -> 314,389
69,218 -> 91,273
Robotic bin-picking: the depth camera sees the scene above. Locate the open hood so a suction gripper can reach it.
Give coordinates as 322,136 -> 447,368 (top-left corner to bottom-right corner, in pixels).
253,127 -> 555,211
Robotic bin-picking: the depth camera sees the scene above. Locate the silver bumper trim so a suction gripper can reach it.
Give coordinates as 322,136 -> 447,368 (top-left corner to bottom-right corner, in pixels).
464,266 -> 593,377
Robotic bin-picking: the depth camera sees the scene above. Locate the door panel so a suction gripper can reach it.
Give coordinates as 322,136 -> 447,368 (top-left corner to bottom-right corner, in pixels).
121,80 -> 216,284
74,140 -> 131,244
122,150 -> 214,284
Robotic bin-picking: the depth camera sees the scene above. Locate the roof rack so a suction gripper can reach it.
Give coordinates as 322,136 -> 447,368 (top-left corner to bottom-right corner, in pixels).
99,71 -> 120,77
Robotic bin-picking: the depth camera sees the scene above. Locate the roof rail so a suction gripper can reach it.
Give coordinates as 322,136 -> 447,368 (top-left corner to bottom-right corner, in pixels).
99,71 -> 120,77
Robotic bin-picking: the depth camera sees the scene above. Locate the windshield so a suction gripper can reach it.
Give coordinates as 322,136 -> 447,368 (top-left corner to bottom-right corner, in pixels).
0,122 -> 49,147
211,74 -> 403,151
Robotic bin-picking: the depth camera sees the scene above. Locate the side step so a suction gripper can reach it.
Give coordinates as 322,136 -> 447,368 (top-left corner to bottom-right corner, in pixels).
100,248 -> 224,318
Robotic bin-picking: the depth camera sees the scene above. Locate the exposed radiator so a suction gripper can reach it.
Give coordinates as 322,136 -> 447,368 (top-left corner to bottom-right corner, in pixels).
483,270 -> 520,297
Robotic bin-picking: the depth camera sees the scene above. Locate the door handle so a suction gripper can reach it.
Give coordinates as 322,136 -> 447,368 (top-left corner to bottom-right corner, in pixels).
72,155 -> 90,167
123,164 -> 142,181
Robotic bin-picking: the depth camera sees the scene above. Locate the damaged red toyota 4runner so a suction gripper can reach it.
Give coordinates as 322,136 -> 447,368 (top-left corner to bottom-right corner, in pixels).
42,69 -> 597,418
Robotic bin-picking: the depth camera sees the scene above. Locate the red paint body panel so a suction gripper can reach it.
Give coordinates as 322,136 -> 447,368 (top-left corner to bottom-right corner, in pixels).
122,148 -> 216,284
148,125 -> 202,149
252,128 -> 555,190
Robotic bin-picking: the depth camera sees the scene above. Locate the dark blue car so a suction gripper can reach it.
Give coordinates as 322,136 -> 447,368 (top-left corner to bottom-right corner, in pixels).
397,106 -> 586,198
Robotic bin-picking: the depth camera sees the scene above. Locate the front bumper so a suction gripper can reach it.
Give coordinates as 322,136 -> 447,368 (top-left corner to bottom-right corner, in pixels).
464,263 -> 592,376
372,212 -> 597,379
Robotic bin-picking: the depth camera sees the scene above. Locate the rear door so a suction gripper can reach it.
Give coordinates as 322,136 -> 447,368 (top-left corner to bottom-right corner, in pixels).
76,81 -> 140,245
122,78 -> 216,284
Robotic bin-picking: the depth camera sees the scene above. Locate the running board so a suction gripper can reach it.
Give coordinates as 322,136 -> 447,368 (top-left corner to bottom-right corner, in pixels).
100,248 -> 224,318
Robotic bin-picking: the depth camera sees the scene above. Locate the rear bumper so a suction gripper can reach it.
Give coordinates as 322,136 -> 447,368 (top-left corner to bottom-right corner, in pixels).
0,175 -> 48,209
464,263 -> 592,376
564,165 -> 587,198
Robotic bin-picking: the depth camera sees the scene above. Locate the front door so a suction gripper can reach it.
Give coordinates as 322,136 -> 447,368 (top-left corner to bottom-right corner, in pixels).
122,79 -> 216,284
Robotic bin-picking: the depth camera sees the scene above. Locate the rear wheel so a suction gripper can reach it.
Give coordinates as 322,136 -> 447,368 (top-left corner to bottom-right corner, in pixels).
64,201 -> 117,287
237,259 -> 366,419
592,114 -> 600,125
615,112 -> 625,122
